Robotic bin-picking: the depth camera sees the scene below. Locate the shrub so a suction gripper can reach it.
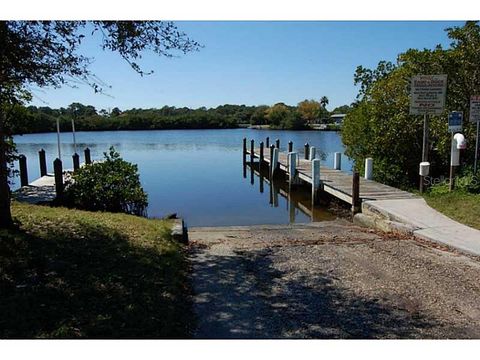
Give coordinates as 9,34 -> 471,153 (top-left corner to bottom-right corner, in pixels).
64,147 -> 148,216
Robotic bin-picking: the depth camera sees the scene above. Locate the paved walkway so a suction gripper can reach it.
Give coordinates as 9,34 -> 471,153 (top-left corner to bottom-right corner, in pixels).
363,198 -> 480,256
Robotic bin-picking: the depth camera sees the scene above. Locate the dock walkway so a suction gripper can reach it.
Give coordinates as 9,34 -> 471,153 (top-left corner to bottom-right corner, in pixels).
246,148 -> 418,204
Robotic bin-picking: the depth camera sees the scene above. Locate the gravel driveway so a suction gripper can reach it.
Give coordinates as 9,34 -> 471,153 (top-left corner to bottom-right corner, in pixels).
188,220 -> 480,339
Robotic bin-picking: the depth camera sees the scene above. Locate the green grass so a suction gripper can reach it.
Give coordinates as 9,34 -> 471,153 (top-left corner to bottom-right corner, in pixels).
424,192 -> 480,231
0,202 -> 192,338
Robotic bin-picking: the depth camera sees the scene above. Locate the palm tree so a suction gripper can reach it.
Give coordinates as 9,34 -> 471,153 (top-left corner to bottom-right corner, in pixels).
320,96 -> 329,109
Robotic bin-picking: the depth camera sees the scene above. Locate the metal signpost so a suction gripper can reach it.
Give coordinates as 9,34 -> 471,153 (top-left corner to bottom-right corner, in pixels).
410,75 -> 447,192
448,111 -> 463,191
470,95 -> 480,174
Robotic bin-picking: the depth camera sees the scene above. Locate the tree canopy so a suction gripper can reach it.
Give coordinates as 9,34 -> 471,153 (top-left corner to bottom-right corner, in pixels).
342,21 -> 480,189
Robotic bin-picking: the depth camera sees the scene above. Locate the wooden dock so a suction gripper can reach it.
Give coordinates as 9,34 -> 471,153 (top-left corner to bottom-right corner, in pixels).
245,144 -> 418,209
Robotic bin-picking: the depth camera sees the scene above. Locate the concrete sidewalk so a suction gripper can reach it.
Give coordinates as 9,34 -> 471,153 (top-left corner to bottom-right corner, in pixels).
362,198 -> 480,256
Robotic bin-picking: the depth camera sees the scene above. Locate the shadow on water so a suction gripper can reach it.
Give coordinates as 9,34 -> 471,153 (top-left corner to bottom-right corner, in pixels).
192,247 -> 441,339
0,221 -> 193,338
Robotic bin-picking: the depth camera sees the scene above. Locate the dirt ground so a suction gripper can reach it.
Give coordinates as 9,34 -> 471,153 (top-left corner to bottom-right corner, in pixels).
188,220 -> 480,339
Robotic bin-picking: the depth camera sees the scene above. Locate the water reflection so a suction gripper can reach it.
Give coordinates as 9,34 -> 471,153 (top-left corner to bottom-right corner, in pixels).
244,161 -> 336,223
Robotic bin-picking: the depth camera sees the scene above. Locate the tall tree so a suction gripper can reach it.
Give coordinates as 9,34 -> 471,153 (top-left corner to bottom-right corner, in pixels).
342,21 -> 480,188
0,21 -> 200,228
297,99 -> 321,124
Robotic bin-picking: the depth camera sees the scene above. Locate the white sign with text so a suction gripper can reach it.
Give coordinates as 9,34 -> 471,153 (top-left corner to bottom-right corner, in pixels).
409,75 -> 447,115
470,95 -> 480,123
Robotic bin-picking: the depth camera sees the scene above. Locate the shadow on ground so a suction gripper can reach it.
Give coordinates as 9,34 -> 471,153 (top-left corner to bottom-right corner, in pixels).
0,221 -> 192,338
191,246 -> 441,339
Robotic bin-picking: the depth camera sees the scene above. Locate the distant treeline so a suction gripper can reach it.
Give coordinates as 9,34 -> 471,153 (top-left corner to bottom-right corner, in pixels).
10,101 -> 351,134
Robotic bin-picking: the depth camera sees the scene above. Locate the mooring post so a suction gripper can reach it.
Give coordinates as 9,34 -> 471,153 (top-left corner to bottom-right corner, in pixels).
39,149 -> 47,177
19,155 -> 28,187
271,147 -> 279,178
72,153 -> 80,171
250,139 -> 255,164
304,143 -> 310,160
352,172 -> 360,214
259,141 -> 264,171
365,158 -> 373,180
269,143 -> 275,163
288,141 -> 293,153
288,152 -> 298,185
334,152 -> 341,170
53,158 -> 64,198
275,138 -> 280,150
84,147 -> 92,165
312,159 -> 321,205
266,136 -> 270,148
309,146 -> 316,160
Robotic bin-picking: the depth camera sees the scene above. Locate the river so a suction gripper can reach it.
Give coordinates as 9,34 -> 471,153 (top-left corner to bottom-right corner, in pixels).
12,129 -> 352,226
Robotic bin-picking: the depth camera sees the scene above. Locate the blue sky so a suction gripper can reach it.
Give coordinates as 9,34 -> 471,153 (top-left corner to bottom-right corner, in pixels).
29,21 -> 464,112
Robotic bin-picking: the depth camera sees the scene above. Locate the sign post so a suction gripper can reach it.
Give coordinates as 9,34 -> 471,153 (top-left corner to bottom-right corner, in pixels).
448,111 -> 463,191
410,75 -> 447,192
470,95 -> 480,174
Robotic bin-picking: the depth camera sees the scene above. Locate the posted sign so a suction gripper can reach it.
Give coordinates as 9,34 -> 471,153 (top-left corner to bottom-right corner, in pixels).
470,95 -> 480,123
448,111 -> 463,133
410,75 -> 447,115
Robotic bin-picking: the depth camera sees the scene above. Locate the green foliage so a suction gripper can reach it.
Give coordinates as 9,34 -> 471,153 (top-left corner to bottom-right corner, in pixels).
342,21 -> 480,189
249,105 -> 268,125
282,110 -> 309,130
265,103 -> 290,127
1,202 -> 191,338
10,103 -> 270,133
427,166 -> 480,195
64,147 -> 148,216
297,99 -> 321,123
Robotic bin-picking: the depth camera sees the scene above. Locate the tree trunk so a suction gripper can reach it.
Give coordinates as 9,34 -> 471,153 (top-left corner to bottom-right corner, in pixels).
0,108 -> 13,228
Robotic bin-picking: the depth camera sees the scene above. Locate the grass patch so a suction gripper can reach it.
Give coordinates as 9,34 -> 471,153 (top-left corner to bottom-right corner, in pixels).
424,191 -> 480,230
0,202 -> 192,338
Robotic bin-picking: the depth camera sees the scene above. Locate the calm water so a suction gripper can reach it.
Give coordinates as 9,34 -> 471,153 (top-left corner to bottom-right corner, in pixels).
12,129 -> 353,226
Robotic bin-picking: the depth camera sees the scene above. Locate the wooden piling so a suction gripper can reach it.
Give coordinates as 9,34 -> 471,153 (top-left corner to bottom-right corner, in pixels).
84,147 -> 92,165
53,158 -> 64,198
73,153 -> 80,171
39,149 -> 47,177
19,155 -> 28,187
309,146 -> 316,160
250,139 -> 255,164
304,143 -> 310,160
352,172 -> 360,214
242,138 -> 247,164
266,136 -> 270,148
275,138 -> 280,149
288,141 -> 293,153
